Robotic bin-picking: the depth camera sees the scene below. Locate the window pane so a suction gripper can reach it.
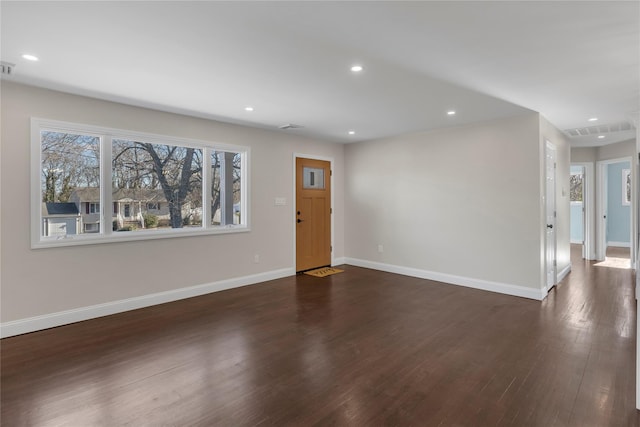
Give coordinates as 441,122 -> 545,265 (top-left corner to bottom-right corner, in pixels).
41,131 -> 100,238
112,139 -> 202,231
624,169 -> 631,205
303,167 -> 325,189
211,151 -> 242,226
569,173 -> 583,202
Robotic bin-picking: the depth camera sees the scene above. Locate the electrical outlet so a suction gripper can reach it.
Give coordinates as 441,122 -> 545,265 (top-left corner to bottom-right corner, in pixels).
254,254 -> 260,263
378,244 -> 383,253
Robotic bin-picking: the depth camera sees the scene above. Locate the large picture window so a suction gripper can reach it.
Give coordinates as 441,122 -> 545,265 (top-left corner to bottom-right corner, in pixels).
32,119 -> 249,248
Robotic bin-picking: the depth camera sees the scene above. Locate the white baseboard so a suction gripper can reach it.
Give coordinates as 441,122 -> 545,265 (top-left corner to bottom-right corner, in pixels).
1,267 -> 294,338
344,258 -> 545,301
332,257 -> 346,266
557,263 -> 572,283
608,241 -> 631,248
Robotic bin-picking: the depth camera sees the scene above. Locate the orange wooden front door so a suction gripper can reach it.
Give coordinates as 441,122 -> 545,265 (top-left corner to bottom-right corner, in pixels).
296,157 -> 331,272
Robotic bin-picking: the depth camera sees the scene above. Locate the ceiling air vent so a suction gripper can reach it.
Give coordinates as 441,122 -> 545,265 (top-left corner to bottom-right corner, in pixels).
1,61 -> 15,76
564,121 -> 635,138
279,123 -> 304,130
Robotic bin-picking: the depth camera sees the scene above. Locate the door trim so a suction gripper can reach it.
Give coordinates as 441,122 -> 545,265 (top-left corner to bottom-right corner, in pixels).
293,153 -> 335,270
596,156 -> 633,262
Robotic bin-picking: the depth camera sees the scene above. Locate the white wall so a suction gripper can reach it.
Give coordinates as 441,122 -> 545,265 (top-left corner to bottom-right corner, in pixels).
0,82 -> 345,325
571,147 -> 597,163
344,113 -> 551,297
598,139 -> 636,161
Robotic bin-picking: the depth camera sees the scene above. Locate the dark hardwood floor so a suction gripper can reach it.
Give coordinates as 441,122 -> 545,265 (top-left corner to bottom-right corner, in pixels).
2,246 -> 638,426
607,246 -> 631,259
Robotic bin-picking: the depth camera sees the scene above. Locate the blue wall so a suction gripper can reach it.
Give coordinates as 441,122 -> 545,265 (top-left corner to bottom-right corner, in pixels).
607,161 -> 630,245
570,165 -> 584,243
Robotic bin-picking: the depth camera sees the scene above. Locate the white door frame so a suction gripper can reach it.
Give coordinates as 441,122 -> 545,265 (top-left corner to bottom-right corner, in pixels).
596,157 -> 633,262
292,153 -> 335,270
571,162 -> 595,259
545,141 -> 557,293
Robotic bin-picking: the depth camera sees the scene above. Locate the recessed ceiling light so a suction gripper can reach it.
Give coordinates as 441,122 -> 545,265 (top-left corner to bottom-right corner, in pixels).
22,54 -> 39,61
588,117 -> 598,122
350,65 -> 363,72
447,110 -> 456,116
348,130 -> 356,135
244,106 -> 254,112
598,135 -> 605,139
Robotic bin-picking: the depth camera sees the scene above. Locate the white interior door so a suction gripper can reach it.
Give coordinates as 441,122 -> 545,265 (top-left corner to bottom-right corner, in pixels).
596,160 -> 607,261
545,141 -> 557,292
579,167 -> 586,256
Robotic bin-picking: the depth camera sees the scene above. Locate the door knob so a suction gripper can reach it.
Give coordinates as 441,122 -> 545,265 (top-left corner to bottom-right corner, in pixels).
297,219 -> 304,223
547,224 -> 553,229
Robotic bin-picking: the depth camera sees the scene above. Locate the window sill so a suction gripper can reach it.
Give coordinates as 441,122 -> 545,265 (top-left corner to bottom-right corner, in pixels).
32,225 -> 250,249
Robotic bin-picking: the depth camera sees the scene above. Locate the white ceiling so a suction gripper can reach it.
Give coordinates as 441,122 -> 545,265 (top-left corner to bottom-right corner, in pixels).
1,1 -> 638,146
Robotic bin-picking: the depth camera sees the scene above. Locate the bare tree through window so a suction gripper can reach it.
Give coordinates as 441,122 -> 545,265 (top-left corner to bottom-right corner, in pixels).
41,131 -> 100,202
570,172 -> 583,203
112,140 -> 202,229
623,169 -> 631,206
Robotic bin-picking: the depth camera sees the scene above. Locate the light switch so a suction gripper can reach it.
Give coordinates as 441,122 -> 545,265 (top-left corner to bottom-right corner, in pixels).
275,197 -> 286,206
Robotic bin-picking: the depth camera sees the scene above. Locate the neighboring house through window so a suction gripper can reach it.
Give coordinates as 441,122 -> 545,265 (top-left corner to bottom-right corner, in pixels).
41,202 -> 81,237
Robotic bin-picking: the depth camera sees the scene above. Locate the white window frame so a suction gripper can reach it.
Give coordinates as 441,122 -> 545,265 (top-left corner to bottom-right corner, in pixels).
31,118 -> 250,249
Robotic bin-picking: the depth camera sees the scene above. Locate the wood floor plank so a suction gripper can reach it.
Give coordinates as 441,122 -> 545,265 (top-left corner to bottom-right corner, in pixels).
1,245 -> 638,426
